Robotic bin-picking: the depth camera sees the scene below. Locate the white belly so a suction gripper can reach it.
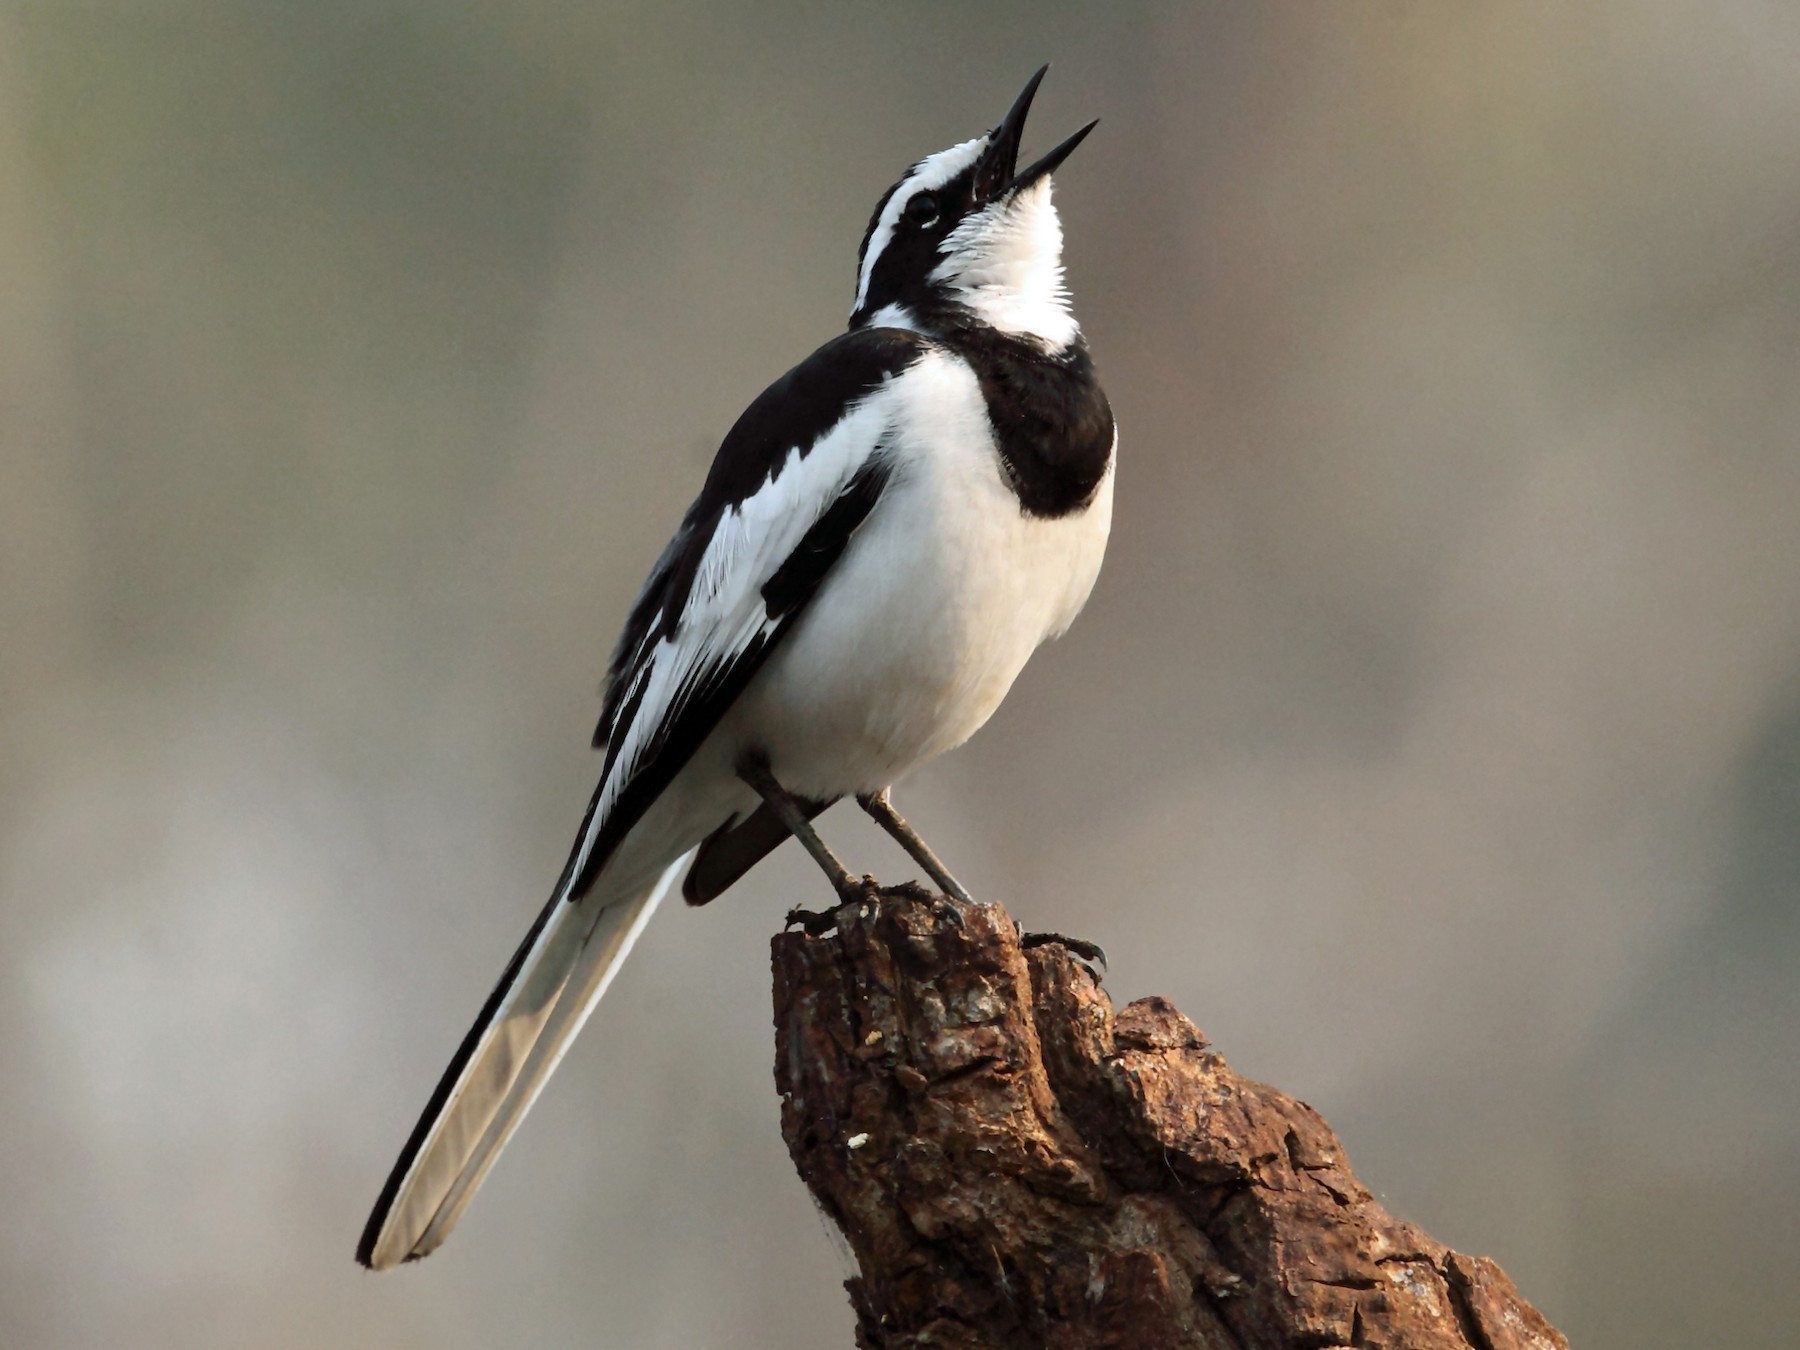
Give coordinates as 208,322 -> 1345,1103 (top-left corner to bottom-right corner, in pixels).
726,351 -> 1114,799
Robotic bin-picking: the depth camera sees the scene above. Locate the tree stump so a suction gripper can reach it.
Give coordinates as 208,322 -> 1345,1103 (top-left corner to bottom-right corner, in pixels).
772,883 -> 1567,1350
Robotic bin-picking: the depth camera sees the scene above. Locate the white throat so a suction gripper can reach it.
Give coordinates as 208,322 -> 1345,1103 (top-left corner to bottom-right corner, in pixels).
932,179 -> 1078,350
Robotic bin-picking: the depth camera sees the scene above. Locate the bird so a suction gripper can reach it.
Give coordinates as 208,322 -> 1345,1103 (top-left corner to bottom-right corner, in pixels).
356,65 -> 1115,1271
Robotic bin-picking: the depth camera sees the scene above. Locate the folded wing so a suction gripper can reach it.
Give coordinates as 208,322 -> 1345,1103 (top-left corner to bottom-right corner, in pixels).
357,325 -> 930,1267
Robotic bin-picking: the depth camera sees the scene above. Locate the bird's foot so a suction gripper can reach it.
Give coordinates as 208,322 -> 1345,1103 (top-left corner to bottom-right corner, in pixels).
786,875 -> 877,935
930,894 -> 967,929
784,905 -> 842,936
1020,931 -> 1108,975
835,872 -> 877,907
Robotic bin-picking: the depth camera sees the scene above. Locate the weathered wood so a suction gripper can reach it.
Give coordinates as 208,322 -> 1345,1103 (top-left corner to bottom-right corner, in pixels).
772,883 -> 1567,1350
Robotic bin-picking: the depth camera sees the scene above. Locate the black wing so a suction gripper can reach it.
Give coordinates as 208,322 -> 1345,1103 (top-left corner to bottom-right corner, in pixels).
567,326 -> 931,899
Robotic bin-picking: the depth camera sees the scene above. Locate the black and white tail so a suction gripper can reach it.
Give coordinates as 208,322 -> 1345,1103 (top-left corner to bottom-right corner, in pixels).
356,855 -> 686,1269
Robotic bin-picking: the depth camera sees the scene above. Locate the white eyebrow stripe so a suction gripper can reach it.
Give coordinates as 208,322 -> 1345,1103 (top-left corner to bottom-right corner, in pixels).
852,134 -> 989,316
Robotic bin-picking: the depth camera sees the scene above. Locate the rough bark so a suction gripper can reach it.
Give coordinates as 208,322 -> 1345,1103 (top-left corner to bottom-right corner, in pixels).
772,883 -> 1567,1350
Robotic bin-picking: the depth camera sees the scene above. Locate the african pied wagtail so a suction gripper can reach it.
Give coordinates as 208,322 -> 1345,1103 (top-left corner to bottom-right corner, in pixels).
358,66 -> 1113,1270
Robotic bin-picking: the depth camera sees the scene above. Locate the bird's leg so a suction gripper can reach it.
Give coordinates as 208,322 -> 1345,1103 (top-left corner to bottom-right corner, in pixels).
856,787 -> 976,905
737,751 -> 865,910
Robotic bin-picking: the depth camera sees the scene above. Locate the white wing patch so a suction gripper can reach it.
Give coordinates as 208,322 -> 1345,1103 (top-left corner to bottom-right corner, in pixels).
567,390 -> 899,887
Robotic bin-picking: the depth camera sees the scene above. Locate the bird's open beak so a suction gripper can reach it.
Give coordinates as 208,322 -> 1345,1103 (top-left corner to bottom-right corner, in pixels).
975,65 -> 1099,203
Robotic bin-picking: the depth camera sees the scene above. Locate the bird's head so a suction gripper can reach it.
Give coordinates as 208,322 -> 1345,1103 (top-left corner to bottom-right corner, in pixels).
849,67 -> 1096,351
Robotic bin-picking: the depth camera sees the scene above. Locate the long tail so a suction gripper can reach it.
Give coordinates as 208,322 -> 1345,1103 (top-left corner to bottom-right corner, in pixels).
356,852 -> 689,1269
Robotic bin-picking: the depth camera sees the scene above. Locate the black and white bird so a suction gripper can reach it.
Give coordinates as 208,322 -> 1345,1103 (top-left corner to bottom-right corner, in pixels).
357,66 -> 1114,1270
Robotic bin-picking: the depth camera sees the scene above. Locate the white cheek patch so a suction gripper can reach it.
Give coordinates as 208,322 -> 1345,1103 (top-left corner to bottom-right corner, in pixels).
853,135 -> 990,316
931,180 -> 1077,350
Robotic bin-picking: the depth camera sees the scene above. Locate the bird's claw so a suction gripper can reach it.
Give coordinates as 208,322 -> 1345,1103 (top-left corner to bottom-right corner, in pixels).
784,905 -> 841,936
1020,931 -> 1108,974
833,873 -> 877,907
931,896 -> 967,929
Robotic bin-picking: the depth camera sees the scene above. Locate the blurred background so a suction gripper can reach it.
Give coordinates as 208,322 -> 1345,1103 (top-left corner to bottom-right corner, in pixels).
3,2 -> 1797,1346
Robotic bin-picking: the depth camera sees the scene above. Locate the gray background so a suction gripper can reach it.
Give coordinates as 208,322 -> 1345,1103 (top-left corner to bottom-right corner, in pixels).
4,3 -> 1797,1346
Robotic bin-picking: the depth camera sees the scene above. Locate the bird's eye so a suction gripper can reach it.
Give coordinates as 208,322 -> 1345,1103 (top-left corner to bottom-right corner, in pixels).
904,193 -> 939,227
